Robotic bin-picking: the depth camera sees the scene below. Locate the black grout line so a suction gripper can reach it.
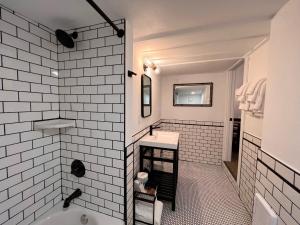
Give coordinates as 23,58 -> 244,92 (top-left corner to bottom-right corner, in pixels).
1,171 -> 61,207
1,30 -> 57,55
1,31 -> 125,66
1,12 -> 126,223
0,5 -> 55,34
242,137 -> 261,148
131,120 -> 161,138
160,120 -> 224,127
259,148 -> 300,177
258,158 -> 300,193
60,176 -> 124,198
241,130 -> 300,223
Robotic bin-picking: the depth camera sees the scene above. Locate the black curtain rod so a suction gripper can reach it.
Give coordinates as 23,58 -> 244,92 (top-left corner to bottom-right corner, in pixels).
86,0 -> 125,38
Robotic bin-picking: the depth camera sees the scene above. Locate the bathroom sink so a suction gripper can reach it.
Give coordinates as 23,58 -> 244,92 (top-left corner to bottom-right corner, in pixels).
140,131 -> 180,149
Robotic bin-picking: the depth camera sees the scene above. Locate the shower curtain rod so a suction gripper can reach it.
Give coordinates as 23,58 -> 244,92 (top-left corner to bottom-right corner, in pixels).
86,0 -> 125,38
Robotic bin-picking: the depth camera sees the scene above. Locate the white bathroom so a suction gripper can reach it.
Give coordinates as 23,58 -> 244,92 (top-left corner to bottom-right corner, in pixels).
0,0 -> 300,225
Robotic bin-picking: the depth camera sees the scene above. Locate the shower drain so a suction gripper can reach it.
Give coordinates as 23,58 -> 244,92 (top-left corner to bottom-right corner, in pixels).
80,214 -> 88,225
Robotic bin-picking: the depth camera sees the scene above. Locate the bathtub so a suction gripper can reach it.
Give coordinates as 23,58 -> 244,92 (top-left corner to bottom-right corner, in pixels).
31,201 -> 124,225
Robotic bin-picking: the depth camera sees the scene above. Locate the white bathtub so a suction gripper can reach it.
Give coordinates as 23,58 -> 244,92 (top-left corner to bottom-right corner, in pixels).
31,202 -> 124,225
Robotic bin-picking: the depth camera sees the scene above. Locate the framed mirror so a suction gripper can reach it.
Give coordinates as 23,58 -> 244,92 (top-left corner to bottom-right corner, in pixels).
173,83 -> 213,107
141,74 -> 152,117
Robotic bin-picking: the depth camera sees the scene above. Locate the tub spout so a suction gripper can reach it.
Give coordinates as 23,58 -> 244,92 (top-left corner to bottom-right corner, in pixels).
63,189 -> 82,208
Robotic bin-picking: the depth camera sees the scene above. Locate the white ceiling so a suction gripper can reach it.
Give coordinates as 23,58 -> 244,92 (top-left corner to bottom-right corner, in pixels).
160,59 -> 240,75
0,0 -> 287,39
1,0 -> 288,74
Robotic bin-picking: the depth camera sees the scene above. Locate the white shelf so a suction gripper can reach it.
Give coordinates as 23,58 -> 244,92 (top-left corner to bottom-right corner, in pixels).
34,119 -> 76,130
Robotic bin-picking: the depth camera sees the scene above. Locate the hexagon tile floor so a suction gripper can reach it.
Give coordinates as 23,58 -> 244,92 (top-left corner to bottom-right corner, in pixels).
161,161 -> 252,225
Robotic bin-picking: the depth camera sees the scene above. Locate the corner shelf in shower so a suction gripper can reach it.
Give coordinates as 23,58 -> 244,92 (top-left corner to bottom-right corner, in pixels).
33,118 -> 76,130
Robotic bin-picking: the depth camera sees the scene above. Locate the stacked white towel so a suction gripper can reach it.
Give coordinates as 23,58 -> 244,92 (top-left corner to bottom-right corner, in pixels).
247,78 -> 266,102
250,81 -> 266,116
235,78 -> 267,117
236,83 -> 249,102
135,200 -> 163,225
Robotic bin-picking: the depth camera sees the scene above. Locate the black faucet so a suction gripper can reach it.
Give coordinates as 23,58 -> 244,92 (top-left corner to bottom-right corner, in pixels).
150,125 -> 160,136
63,189 -> 82,208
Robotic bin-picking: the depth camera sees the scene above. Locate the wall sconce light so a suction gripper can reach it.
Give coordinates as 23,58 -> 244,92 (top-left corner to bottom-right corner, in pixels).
143,59 -> 160,74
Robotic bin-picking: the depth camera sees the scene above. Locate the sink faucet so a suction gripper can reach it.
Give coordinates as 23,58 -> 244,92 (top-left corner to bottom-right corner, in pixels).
63,189 -> 82,208
149,125 -> 160,136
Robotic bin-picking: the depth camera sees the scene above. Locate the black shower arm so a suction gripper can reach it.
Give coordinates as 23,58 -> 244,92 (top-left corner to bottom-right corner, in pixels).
86,0 -> 125,38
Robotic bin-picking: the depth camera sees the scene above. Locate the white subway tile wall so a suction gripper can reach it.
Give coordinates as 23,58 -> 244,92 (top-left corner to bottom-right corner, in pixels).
0,3 -> 125,225
0,5 -> 61,225
159,119 -> 224,165
58,20 -> 125,220
239,132 -> 261,214
240,132 -> 300,225
256,150 -> 300,225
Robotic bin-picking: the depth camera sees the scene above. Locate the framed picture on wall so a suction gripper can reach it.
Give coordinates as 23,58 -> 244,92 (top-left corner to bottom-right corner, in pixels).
173,83 -> 213,107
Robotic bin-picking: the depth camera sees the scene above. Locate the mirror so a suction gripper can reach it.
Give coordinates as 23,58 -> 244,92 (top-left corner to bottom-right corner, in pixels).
141,74 -> 152,117
173,83 -> 213,107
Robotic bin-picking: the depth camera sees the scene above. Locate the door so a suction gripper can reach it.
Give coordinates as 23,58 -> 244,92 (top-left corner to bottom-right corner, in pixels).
223,62 -> 244,180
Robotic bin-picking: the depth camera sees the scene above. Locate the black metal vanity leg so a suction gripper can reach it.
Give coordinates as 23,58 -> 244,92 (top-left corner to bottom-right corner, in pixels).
176,148 -> 179,184
151,147 -> 154,171
172,150 -> 177,211
133,193 -> 136,225
140,146 -> 143,171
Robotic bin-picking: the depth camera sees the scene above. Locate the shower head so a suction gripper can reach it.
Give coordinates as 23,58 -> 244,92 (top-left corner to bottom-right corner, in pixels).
55,29 -> 78,48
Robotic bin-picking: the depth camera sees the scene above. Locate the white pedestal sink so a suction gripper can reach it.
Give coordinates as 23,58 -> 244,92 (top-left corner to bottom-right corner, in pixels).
140,131 -> 180,149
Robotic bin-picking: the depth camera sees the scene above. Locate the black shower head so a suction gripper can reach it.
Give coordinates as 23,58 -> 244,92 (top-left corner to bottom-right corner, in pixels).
55,29 -> 78,48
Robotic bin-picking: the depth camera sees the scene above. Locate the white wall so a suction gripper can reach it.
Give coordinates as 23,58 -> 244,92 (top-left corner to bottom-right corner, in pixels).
262,0 -> 300,172
125,40 -> 161,145
125,21 -> 134,146
243,41 -> 269,138
236,42 -> 269,186
232,63 -> 244,118
160,72 -> 226,122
